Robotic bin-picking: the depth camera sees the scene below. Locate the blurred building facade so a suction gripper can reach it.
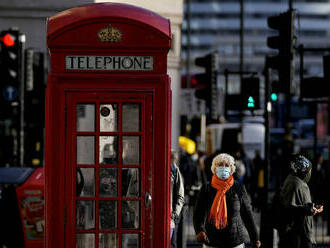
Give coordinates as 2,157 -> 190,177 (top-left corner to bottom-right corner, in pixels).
182,0 -> 330,87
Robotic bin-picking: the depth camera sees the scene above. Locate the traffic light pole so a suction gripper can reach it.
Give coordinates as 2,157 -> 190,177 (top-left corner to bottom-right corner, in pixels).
289,0 -> 293,10
224,69 -> 229,119
19,33 -> 25,167
240,0 -> 244,84
298,44 -> 304,95
260,62 -> 273,248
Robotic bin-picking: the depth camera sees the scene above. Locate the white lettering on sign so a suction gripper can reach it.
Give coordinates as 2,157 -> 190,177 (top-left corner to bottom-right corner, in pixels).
65,55 -> 153,71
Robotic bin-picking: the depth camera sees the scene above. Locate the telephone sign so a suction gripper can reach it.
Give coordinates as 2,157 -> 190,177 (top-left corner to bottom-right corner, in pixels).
65,55 -> 153,71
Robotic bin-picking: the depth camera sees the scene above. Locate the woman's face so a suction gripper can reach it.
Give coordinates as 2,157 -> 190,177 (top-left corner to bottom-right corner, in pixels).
215,163 -> 232,180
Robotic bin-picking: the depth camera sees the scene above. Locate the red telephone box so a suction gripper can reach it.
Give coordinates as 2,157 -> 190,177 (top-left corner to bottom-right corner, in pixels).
45,3 -> 171,248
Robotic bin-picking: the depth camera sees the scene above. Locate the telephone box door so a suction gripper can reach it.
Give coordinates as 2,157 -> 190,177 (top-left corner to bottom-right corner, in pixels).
66,91 -> 153,248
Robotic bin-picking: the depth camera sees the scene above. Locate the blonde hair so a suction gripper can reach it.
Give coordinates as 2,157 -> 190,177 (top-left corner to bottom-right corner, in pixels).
211,153 -> 236,174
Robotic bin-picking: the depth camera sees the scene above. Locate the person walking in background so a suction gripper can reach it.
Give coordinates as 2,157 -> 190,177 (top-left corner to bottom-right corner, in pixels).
251,150 -> 264,211
170,151 -> 185,248
197,152 -> 209,186
193,153 -> 261,248
179,149 -> 199,200
279,154 -> 323,248
233,145 -> 249,186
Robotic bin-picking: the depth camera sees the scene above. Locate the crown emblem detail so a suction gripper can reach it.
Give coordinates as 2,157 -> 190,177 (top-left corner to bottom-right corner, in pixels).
97,25 -> 122,43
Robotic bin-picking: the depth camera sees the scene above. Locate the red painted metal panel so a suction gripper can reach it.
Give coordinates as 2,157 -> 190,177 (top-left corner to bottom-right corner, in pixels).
48,21 -> 170,50
45,76 -> 67,248
152,76 -> 171,247
47,3 -> 170,41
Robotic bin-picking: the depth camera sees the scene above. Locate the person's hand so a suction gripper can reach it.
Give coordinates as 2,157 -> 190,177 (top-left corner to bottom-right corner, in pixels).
196,231 -> 209,243
314,205 -> 324,214
254,240 -> 261,248
312,204 -> 323,216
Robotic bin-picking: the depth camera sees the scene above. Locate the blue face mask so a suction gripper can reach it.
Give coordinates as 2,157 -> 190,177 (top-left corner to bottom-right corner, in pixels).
216,167 -> 231,180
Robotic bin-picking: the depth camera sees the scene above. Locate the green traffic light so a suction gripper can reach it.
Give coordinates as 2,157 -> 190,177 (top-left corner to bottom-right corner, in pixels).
248,96 -> 255,108
271,93 -> 278,101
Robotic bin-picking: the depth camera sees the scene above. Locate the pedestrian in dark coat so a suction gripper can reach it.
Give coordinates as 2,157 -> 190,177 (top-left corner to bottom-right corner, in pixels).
193,153 -> 261,248
279,154 -> 323,248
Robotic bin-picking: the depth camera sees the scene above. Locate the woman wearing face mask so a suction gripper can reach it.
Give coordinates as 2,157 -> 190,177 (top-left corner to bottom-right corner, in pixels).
193,153 -> 261,248
279,154 -> 323,248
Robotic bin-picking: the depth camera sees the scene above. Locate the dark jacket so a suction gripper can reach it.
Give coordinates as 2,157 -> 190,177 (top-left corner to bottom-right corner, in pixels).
280,174 -> 315,244
193,181 -> 259,247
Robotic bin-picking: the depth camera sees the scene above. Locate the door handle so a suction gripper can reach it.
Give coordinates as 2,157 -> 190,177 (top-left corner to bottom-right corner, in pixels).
145,193 -> 152,208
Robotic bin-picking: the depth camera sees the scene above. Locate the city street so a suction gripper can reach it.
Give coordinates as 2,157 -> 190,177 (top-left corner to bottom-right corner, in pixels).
1,0 -> 330,248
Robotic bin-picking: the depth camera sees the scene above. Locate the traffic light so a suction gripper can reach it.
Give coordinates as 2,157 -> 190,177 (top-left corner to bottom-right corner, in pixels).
241,77 -> 260,110
300,77 -> 326,99
270,92 -> 278,102
270,80 -> 279,102
323,55 -> 330,83
300,55 -> 330,100
24,51 -> 46,166
194,52 -> 219,120
0,29 -> 22,103
267,10 -> 296,93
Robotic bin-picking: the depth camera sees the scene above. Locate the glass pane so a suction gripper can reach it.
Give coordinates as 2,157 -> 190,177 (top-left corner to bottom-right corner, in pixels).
122,104 -> 140,132
77,136 -> 95,164
99,136 -> 118,164
100,104 -> 118,132
76,168 -> 95,197
122,168 -> 140,197
99,168 -> 117,197
99,201 -> 117,230
122,201 -> 139,229
76,201 -> 95,230
122,233 -> 140,248
122,136 -> 140,165
99,233 -> 117,248
76,233 -> 95,248
77,104 -> 95,132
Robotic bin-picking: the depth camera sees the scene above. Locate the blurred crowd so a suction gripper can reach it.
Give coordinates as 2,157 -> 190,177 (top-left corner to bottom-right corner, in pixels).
174,139 -> 330,234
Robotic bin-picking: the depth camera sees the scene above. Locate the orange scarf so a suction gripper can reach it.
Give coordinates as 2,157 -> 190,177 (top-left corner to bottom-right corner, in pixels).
208,174 -> 234,229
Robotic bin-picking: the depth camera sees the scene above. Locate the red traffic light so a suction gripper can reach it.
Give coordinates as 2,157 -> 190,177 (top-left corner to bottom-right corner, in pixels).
1,33 -> 15,47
